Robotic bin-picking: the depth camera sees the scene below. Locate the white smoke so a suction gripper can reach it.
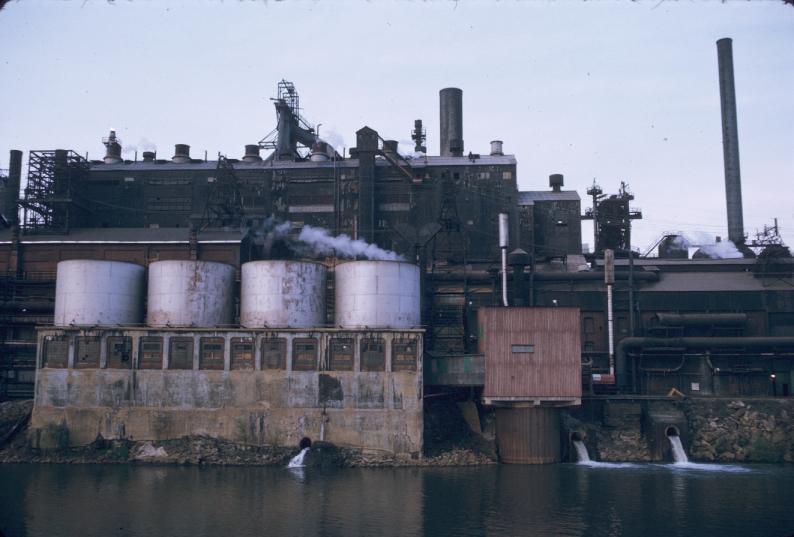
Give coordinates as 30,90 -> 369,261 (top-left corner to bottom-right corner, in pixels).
122,137 -> 158,155
319,128 -> 345,154
671,231 -> 743,259
297,225 -> 404,261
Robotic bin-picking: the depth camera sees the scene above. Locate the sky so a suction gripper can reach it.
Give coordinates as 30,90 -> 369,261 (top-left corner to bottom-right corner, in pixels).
0,0 -> 792,254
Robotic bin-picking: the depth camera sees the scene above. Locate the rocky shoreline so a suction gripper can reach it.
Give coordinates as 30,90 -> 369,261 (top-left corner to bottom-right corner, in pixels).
0,399 -> 497,468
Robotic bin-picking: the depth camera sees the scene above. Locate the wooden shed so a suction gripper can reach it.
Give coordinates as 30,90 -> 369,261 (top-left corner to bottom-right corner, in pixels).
479,307 -> 581,405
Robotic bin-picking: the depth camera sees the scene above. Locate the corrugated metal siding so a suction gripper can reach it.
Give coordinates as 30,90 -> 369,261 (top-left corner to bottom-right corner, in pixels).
495,407 -> 561,464
480,307 -> 581,401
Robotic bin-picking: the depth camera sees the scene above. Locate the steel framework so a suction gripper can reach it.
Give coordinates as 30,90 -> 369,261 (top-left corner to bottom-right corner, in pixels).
20,150 -> 89,234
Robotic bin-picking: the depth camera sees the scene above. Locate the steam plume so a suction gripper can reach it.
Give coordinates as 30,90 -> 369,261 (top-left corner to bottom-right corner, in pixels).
671,232 -> 743,259
297,225 -> 404,261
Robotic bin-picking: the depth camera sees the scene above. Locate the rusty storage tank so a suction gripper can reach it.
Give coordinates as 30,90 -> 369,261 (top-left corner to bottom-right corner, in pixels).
335,260 -> 420,329
146,260 -> 235,327
240,260 -> 327,328
495,407 -> 561,464
54,260 -> 145,326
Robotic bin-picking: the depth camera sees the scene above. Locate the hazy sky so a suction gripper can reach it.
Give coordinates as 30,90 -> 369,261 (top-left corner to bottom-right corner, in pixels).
1,1 -> 792,252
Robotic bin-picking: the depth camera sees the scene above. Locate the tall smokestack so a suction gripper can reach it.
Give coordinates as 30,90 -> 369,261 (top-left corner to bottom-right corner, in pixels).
439,88 -> 463,157
717,38 -> 745,245
4,150 -> 22,226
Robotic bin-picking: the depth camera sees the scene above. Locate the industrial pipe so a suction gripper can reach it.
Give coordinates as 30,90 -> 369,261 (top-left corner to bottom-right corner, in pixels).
427,270 -> 660,283
616,336 -> 794,391
499,213 -> 509,307
5,150 -> 22,226
653,313 -> 747,327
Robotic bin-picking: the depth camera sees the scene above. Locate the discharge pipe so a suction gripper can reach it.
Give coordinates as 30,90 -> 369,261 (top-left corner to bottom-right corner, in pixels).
605,249 -> 615,376
499,213 -> 509,307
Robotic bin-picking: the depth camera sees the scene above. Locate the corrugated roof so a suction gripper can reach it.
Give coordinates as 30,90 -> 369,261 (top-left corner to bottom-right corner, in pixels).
518,191 -> 580,204
0,227 -> 244,244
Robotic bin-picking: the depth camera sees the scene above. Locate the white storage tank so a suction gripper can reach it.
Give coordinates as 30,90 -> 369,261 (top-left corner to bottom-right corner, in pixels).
147,260 -> 235,327
335,260 -> 420,329
241,260 -> 327,328
54,260 -> 145,326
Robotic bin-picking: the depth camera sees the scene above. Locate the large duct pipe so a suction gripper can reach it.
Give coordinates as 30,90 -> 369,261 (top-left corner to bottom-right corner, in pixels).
440,88 -> 463,157
5,150 -> 22,226
172,144 -> 191,164
617,336 -> 794,391
717,38 -> 745,245
499,213 -> 509,307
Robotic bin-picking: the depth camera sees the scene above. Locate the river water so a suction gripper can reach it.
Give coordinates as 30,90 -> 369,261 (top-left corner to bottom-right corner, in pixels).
1,463 -> 793,537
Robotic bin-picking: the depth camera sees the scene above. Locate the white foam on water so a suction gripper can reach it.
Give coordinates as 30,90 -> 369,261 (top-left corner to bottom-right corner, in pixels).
287,447 -> 309,468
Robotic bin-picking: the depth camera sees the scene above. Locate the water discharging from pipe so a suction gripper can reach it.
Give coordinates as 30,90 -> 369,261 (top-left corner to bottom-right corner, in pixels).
288,447 -> 309,468
667,434 -> 689,464
573,440 -> 591,463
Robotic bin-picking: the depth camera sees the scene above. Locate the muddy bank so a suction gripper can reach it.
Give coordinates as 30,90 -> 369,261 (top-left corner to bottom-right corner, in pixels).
0,399 -> 497,467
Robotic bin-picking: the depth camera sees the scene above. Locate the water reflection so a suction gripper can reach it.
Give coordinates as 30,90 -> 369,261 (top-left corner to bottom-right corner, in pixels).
0,463 -> 792,537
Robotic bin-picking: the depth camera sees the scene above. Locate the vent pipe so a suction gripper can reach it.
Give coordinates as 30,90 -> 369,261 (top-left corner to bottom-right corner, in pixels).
142,151 -> 156,163
440,88 -> 463,157
717,38 -> 745,245
490,140 -> 503,156
102,130 -> 123,164
499,213 -> 509,307
172,144 -> 191,164
242,144 -> 262,163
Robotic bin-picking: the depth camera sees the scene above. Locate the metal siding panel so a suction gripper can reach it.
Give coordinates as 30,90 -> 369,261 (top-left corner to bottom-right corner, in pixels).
483,308 -> 581,400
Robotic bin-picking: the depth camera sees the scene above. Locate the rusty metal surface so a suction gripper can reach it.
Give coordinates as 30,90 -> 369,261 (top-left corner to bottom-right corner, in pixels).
147,260 -> 235,328
230,337 -> 254,370
139,337 -> 163,369
495,407 -> 561,464
199,337 -> 224,370
480,307 -> 581,401
74,337 -> 100,369
106,336 -> 132,369
241,261 -> 326,328
335,261 -> 420,329
54,260 -> 145,327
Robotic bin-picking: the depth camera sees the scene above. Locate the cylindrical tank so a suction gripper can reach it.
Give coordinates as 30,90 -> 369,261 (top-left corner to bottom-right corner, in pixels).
147,260 -> 235,327
335,260 -> 420,329
54,260 -> 145,326
496,407 -> 561,464
490,140 -> 503,156
240,260 -> 327,328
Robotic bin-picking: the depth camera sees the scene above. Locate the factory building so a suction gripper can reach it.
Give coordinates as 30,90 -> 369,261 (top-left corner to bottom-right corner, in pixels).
1,39 -> 794,460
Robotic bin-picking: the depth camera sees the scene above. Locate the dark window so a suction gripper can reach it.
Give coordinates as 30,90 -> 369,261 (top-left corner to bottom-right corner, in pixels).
583,317 -> 595,334
584,341 -> 595,352
74,337 -> 100,369
292,338 -> 317,371
199,337 -> 225,370
392,340 -> 417,371
511,344 -> 535,353
329,338 -> 354,371
169,337 -> 194,370
231,337 -> 254,370
262,338 -> 287,370
43,337 -> 68,368
139,337 -> 163,369
617,316 -> 628,335
361,338 -> 385,372
107,336 -> 132,369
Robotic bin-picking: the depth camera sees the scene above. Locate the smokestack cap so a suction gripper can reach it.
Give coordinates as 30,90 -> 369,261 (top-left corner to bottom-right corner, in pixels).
242,144 -> 262,163
142,151 -> 156,162
550,174 -> 564,192
172,144 -> 191,163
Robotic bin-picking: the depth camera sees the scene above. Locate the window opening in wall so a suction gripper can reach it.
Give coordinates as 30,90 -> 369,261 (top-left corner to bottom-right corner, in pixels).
584,341 -> 595,352
75,337 -> 101,369
231,337 -> 254,370
43,337 -> 68,368
583,317 -> 595,334
262,338 -> 287,370
361,338 -> 385,372
107,336 -> 132,369
169,337 -> 194,370
511,344 -> 535,353
329,338 -> 354,371
139,337 -> 163,369
292,338 -> 318,371
199,337 -> 225,370
392,340 -> 417,371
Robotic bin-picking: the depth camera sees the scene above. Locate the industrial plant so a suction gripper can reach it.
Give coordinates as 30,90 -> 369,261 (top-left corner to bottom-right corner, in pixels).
0,38 -> 792,463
